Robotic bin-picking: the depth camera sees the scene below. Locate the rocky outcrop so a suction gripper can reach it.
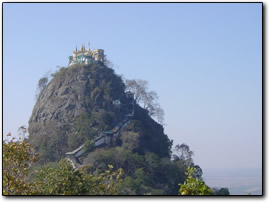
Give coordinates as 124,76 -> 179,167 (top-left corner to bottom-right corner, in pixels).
28,62 -> 172,163
28,63 -> 126,162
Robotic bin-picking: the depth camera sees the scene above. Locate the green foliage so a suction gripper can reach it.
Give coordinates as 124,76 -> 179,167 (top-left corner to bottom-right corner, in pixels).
3,134 -> 124,195
213,187 -> 230,195
179,167 -> 213,195
50,66 -> 67,78
36,76 -> 49,99
27,62 -> 211,196
38,77 -> 48,90
83,139 -> 95,153
118,168 -> 164,195
123,119 -> 173,158
4,130 -> 204,196
72,110 -> 117,149
3,134 -> 39,195
173,143 -> 194,166
120,131 -> 140,151
34,127 -> 67,164
33,160 -> 124,195
84,147 -> 186,195
73,112 -> 96,147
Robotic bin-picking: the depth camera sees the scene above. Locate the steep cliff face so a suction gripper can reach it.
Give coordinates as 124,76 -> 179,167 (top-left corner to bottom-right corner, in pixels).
28,63 -> 171,163
28,63 -> 126,162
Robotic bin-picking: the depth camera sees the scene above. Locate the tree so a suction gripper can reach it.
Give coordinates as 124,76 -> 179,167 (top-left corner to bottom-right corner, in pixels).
193,165 -> 203,179
154,105 -> 164,125
173,143 -> 194,166
3,134 -> 39,195
173,144 -> 203,179
103,56 -> 114,68
213,187 -> 230,195
179,167 -> 213,195
33,160 -> 124,195
3,133 -> 124,195
120,131 -> 140,151
38,77 -> 48,90
36,76 -> 48,99
125,79 -> 148,103
124,79 -> 164,124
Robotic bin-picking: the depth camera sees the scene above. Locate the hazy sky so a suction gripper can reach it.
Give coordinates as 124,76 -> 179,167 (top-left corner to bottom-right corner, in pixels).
3,3 -> 262,172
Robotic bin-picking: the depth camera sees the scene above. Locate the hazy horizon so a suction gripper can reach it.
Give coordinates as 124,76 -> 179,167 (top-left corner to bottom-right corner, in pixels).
203,167 -> 262,195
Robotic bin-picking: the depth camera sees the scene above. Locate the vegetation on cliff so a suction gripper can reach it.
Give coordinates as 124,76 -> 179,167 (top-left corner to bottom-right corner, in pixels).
3,62 -> 229,195
3,135 -> 124,195
28,63 -> 171,164
29,63 -> 126,162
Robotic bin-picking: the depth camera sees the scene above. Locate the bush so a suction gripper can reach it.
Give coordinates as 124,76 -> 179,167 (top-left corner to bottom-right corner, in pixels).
33,160 -> 124,195
179,167 -> 213,195
3,134 -> 39,195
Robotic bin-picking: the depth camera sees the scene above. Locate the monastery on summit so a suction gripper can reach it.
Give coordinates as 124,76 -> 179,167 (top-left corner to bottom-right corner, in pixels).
68,43 -> 105,65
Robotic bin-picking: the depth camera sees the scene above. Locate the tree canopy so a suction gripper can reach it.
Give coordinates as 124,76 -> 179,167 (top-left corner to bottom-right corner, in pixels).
179,167 -> 213,195
124,79 -> 164,124
3,134 -> 124,195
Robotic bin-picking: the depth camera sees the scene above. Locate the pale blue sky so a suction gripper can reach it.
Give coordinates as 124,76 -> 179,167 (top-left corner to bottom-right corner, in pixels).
3,3 -> 262,172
